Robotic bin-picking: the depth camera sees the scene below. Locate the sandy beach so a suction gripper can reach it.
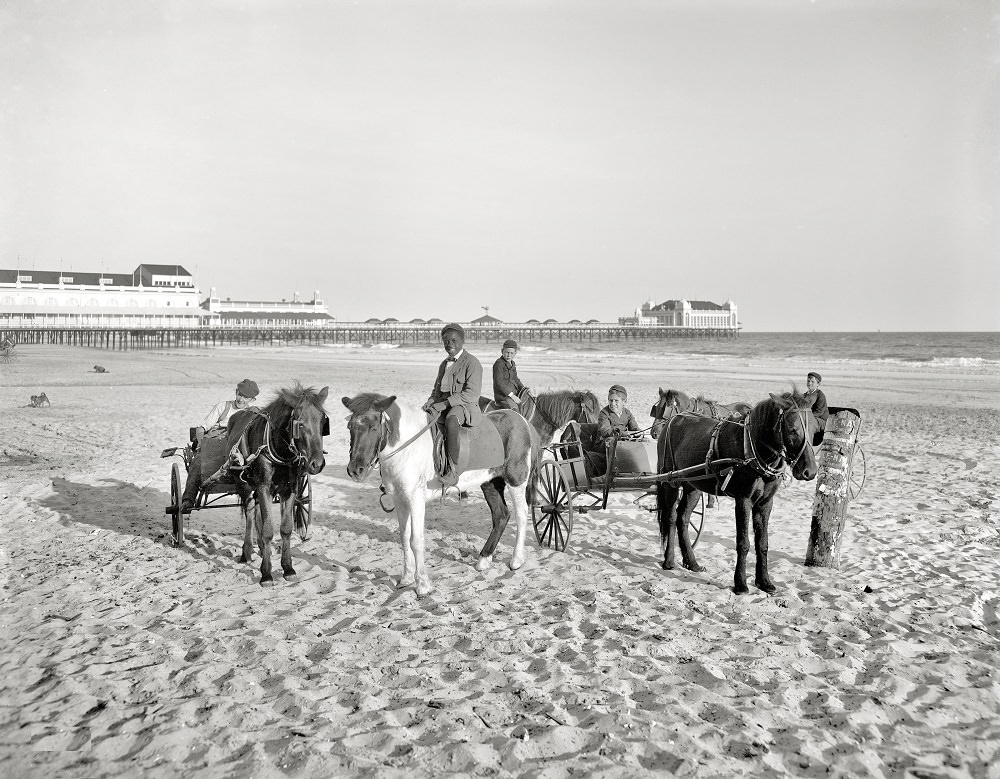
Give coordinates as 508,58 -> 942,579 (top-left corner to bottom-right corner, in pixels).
1,343 -> 998,778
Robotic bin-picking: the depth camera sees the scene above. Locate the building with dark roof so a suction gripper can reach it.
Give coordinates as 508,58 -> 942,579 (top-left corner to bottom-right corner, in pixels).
0,264 -> 205,328
202,288 -> 332,327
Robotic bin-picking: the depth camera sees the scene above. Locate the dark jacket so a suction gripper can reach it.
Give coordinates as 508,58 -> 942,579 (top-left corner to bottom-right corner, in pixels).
492,357 -> 525,404
806,389 -> 829,427
596,405 -> 639,441
427,350 -> 484,426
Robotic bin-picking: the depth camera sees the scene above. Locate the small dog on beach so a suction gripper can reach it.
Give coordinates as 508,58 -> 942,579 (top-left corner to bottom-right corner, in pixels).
93,365 -> 107,373
30,393 -> 50,408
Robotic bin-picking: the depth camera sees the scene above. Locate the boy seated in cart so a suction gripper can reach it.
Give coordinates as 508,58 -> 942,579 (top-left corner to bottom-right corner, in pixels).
179,378 -> 259,513
573,384 -> 649,478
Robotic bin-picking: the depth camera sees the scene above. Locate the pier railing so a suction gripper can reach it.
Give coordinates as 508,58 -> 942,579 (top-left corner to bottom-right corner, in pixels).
0,323 -> 740,350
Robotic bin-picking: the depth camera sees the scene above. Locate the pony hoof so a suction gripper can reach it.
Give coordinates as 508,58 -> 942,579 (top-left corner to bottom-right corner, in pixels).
757,581 -> 777,594
509,555 -> 525,571
397,577 -> 415,589
474,556 -> 492,572
685,564 -> 707,573
283,569 -> 297,579
415,579 -> 434,597
259,578 -> 275,588
238,554 -> 251,564
661,561 -> 675,571
733,584 -> 750,594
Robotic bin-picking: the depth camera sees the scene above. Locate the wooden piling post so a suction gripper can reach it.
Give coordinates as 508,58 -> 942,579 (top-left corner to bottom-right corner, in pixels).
805,409 -> 862,568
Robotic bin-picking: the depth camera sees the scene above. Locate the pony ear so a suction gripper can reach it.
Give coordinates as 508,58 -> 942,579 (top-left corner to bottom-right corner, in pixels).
769,392 -> 791,408
374,395 -> 397,413
341,396 -> 353,409
317,386 -> 329,403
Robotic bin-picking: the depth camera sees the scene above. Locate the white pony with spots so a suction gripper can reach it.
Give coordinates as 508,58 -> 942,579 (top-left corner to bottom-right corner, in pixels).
343,393 -> 538,596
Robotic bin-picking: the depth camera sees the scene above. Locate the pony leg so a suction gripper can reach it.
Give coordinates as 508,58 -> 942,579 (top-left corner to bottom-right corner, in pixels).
506,480 -> 529,571
279,494 -> 296,578
394,494 -> 417,589
407,496 -> 433,596
675,488 -> 706,573
239,500 -> 255,564
752,501 -> 776,593
476,477 -> 510,571
733,497 -> 753,594
657,483 -> 680,570
255,486 -> 275,586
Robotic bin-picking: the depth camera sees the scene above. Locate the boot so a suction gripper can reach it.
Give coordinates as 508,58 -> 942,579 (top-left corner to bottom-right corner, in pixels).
441,457 -> 459,486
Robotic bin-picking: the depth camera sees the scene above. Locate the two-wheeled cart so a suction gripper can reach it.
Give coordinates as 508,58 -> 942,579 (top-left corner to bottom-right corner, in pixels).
161,426 -> 313,547
531,421 -> 706,552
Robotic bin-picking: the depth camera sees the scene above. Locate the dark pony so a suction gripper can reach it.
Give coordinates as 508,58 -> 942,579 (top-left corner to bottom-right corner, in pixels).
530,390 -> 600,444
655,390 -> 818,593
650,388 -> 751,440
228,383 -> 329,585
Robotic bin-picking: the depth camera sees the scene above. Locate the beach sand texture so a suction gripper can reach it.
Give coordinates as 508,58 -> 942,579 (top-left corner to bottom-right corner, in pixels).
2,345 -> 998,778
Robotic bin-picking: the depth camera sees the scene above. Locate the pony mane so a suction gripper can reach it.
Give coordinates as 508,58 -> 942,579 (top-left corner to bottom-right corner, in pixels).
263,382 -> 328,417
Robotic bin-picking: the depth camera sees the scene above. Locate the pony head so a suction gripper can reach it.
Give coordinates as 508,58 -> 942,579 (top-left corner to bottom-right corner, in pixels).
765,390 -> 818,481
267,383 -> 329,475
342,393 -> 397,482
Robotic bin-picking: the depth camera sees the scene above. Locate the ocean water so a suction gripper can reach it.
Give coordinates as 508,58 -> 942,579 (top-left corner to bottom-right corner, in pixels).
321,332 -> 1000,372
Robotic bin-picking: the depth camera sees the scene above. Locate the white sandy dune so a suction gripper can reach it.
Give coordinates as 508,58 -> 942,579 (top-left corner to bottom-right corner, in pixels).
1,345 -> 998,777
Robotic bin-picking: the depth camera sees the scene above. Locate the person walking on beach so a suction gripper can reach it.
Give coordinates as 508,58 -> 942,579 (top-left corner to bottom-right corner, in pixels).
422,324 -> 483,486
805,371 -> 829,445
180,379 -> 259,512
492,339 -> 534,411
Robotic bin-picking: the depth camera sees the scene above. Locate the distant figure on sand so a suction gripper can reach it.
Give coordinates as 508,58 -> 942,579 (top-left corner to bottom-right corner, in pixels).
805,371 -> 829,445
30,393 -> 50,408
492,339 -> 534,411
93,365 -> 107,373
422,323 -> 483,487
179,378 -> 259,512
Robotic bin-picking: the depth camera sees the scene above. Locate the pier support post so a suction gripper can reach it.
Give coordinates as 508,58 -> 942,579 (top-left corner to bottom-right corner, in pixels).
804,409 -> 862,568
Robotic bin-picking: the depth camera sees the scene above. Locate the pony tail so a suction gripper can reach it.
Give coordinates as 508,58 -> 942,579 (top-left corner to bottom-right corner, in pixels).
656,484 -> 671,551
525,432 -> 541,505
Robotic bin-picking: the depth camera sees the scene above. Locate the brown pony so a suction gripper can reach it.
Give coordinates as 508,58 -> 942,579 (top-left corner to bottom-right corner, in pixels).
226,383 -> 329,586
481,388 -> 599,445
656,390 -> 818,594
650,388 -> 751,440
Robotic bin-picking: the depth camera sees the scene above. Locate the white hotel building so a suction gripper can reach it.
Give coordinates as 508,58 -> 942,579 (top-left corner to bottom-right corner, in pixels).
0,265 -> 206,328
619,298 -> 739,329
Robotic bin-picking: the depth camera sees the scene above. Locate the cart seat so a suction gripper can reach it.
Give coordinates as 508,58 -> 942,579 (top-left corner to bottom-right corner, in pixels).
612,439 -> 658,475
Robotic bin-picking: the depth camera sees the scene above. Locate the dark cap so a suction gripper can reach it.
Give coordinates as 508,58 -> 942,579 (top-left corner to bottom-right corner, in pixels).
441,323 -> 465,339
608,384 -> 627,399
236,379 -> 259,398
502,339 -> 517,351
807,372 -> 822,383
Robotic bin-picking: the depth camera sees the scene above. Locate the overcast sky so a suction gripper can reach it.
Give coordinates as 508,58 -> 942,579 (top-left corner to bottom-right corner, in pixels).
2,0 -> 997,330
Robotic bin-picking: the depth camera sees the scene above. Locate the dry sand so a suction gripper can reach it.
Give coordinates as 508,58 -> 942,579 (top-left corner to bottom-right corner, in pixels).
1,343 -> 998,778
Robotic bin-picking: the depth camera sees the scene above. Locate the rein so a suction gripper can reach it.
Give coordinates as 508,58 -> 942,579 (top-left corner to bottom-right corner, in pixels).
368,409 -> 440,468
236,406 -> 311,476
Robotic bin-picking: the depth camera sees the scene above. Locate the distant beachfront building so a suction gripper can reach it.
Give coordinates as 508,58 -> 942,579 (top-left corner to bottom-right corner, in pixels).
0,264 -> 206,328
202,288 -> 333,327
619,298 -> 739,329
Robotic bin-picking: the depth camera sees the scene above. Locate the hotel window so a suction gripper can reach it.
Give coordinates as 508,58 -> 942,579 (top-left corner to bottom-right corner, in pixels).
24,296 -> 37,304
59,276 -> 74,283
17,275 -> 31,282
66,298 -> 79,306
1,296 -> 14,304
45,297 -> 58,306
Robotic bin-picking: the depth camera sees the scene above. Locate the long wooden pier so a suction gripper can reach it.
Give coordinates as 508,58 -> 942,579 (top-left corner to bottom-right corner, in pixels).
0,323 -> 739,350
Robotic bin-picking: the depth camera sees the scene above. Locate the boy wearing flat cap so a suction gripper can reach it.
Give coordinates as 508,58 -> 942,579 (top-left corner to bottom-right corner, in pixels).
422,324 -> 483,485
805,371 -> 829,430
492,339 -> 534,411
596,384 -> 640,442
180,378 -> 260,512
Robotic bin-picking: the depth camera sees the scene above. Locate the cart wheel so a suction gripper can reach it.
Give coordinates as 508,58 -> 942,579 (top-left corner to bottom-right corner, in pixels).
848,445 -> 867,501
532,460 -> 573,552
294,474 -> 312,541
687,488 -> 705,547
170,462 -> 185,546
